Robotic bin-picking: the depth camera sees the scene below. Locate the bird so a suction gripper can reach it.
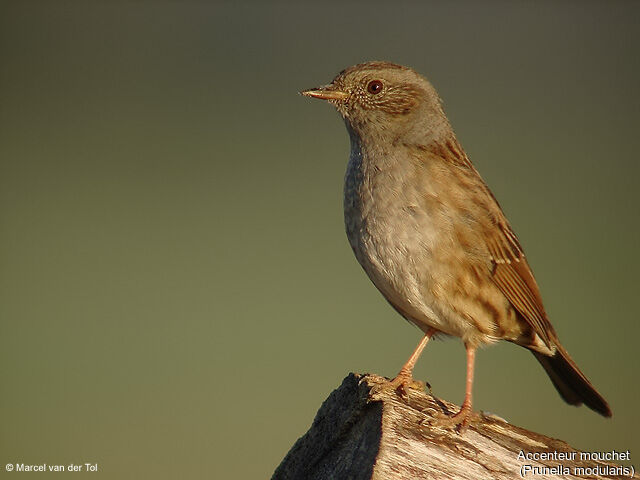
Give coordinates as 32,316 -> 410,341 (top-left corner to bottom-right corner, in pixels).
300,61 -> 611,427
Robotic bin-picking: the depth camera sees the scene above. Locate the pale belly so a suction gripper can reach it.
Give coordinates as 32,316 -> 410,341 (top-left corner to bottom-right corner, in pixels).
349,215 -> 438,325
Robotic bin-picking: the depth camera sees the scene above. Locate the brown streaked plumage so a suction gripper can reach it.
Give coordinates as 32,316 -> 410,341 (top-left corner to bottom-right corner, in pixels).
301,61 -> 612,428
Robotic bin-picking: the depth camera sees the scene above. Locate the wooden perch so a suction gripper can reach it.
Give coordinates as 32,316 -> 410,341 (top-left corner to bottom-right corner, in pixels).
272,373 -> 635,480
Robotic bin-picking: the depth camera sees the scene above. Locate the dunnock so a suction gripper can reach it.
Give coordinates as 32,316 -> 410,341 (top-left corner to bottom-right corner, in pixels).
301,61 -> 611,426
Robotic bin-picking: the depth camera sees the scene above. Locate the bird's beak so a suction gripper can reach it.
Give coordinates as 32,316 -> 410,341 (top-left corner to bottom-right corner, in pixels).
300,85 -> 348,101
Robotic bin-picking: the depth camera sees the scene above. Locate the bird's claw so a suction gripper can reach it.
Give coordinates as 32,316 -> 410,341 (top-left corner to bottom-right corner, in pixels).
389,373 -> 425,400
425,404 -> 476,433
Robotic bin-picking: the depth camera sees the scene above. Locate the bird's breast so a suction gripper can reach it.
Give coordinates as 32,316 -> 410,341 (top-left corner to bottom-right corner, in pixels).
343,145 -> 444,326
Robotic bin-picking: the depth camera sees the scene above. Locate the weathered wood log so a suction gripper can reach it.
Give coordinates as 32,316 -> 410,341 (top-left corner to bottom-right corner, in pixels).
272,373 -> 635,480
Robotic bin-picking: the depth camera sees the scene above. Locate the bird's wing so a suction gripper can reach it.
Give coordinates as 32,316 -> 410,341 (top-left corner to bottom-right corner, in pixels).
485,219 -> 556,348
420,138 -> 557,348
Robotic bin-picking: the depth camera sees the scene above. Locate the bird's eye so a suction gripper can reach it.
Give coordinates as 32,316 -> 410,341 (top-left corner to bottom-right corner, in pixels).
367,80 -> 383,95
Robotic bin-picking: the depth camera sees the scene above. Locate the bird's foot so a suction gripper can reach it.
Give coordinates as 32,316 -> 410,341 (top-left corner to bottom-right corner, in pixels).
428,402 -> 477,433
370,370 -> 426,400
388,370 -> 426,400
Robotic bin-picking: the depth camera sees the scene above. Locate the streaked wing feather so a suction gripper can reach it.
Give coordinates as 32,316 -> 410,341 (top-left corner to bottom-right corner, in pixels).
426,138 -> 556,349
486,223 -> 555,347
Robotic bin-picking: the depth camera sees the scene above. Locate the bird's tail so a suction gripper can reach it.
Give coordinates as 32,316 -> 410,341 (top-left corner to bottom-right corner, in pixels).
533,343 -> 612,417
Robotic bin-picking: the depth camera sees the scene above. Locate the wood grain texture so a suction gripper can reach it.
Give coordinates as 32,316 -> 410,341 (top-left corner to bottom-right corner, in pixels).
272,373 -> 634,480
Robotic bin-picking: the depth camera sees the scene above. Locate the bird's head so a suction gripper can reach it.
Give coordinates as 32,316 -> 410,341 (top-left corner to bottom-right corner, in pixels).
301,61 -> 451,145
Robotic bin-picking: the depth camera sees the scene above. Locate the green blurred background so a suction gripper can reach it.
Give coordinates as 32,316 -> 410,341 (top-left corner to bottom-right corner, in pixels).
1,1 -> 638,478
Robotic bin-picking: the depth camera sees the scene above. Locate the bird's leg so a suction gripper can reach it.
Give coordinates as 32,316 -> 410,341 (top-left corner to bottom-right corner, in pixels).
436,343 -> 477,431
389,329 -> 436,396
